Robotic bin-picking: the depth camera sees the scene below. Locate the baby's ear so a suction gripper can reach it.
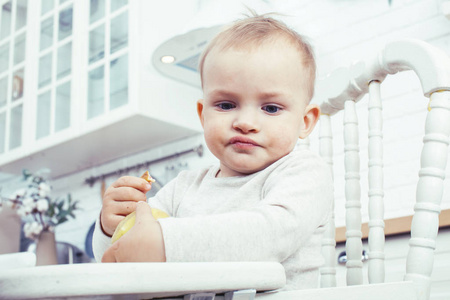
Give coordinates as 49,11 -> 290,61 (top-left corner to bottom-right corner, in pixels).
197,99 -> 205,128
299,104 -> 320,139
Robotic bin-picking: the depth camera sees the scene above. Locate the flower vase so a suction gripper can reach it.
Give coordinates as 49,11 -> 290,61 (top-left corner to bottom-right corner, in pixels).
0,205 -> 21,254
35,230 -> 58,266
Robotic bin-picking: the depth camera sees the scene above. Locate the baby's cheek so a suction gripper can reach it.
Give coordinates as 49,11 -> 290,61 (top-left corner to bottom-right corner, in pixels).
270,133 -> 297,153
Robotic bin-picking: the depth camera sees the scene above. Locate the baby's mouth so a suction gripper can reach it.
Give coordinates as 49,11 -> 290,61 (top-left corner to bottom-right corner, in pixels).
229,136 -> 260,149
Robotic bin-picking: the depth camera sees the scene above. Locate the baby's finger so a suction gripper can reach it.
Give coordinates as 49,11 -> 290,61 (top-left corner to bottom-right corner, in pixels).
102,243 -> 119,263
113,200 -> 139,216
100,212 -> 125,237
108,186 -> 148,203
135,201 -> 155,222
112,176 -> 151,193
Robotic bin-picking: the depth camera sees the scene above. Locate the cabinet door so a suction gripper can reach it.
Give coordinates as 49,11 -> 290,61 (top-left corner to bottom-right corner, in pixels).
36,0 -> 73,140
87,0 -> 129,120
0,0 -> 28,153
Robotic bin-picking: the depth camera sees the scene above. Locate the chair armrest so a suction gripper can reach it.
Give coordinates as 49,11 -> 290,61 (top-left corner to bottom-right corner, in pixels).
0,261 -> 285,299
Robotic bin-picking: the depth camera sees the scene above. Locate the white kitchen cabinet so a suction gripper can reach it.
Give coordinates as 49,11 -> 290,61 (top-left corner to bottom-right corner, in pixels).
0,0 -> 203,178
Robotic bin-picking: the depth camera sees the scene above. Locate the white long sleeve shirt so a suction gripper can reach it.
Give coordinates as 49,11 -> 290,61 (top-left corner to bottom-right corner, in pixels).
93,149 -> 333,290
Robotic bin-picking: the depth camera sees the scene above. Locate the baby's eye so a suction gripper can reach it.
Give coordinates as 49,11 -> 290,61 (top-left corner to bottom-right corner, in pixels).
262,105 -> 281,114
217,102 -> 236,110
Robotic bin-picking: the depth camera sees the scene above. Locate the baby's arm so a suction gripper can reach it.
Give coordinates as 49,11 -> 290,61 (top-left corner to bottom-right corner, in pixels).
159,156 -> 333,263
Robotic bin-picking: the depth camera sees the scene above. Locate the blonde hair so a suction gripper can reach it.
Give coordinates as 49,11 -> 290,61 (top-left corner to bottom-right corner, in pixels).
198,13 -> 317,100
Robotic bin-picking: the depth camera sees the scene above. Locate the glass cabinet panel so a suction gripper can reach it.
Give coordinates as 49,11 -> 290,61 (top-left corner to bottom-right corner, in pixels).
36,0 -> 73,140
36,91 -> 51,139
15,0 -> 27,31
90,0 -> 104,24
110,11 -> 127,54
58,5 -> 72,41
0,76 -> 7,107
89,24 -> 104,63
40,16 -> 53,51
0,0 -> 28,152
13,32 -> 25,65
41,0 -> 53,15
111,0 -> 127,13
0,1 -> 11,41
55,81 -> 70,132
12,68 -> 24,101
0,42 -> 9,73
9,104 -> 22,149
57,41 -> 71,79
110,54 -> 127,110
87,0 -> 129,120
0,111 -> 5,153
38,53 -> 52,88
88,65 -> 104,119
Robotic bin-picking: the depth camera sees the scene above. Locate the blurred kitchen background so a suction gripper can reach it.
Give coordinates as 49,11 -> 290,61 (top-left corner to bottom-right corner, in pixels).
0,0 -> 448,288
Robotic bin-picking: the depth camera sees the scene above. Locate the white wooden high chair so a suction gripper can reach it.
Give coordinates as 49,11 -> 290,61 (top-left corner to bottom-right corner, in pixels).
0,38 -> 449,300
257,38 -> 450,300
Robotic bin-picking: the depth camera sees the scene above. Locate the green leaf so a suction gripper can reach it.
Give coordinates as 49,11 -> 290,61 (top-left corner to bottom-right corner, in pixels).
58,217 -> 68,225
22,169 -> 32,180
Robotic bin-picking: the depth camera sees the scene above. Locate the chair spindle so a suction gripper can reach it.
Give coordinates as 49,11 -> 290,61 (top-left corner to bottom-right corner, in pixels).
319,114 -> 337,288
343,100 -> 363,286
367,80 -> 386,284
405,90 -> 450,300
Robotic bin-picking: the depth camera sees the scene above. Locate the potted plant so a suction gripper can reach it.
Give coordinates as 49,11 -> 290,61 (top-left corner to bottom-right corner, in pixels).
5,169 -> 79,265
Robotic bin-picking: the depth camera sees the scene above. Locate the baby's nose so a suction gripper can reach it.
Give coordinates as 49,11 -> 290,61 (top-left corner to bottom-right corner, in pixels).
232,110 -> 260,133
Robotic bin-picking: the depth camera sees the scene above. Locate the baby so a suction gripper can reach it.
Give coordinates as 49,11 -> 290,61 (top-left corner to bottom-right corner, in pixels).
93,13 -> 333,290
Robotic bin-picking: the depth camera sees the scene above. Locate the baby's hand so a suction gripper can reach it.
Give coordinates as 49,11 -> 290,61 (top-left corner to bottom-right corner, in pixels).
100,176 -> 151,237
102,201 -> 166,263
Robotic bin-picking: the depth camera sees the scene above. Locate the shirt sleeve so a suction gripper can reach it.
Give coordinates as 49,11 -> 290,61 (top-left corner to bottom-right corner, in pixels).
92,214 -> 112,262
159,154 -> 334,263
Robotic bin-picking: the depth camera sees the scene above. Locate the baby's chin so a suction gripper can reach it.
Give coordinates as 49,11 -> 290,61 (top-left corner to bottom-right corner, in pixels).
221,161 -> 277,177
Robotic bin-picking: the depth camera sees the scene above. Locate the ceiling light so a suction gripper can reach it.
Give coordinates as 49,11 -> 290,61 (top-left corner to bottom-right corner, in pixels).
161,55 -> 175,64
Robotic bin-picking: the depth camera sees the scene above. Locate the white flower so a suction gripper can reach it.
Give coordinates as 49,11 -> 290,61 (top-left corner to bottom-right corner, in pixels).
11,189 -> 26,199
23,222 -> 43,239
22,197 -> 35,208
23,223 -> 32,238
16,206 -> 28,217
33,223 -> 43,235
38,183 -> 51,197
16,197 -> 34,216
36,199 -> 49,212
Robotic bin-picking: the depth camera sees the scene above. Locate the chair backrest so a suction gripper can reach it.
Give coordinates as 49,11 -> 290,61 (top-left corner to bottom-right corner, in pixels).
314,39 -> 450,300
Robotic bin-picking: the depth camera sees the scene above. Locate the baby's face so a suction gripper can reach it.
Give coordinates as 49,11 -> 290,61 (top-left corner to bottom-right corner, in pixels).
198,43 -> 311,177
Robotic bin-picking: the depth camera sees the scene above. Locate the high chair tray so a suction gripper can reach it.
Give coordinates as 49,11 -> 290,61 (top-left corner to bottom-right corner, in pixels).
0,261 -> 285,299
